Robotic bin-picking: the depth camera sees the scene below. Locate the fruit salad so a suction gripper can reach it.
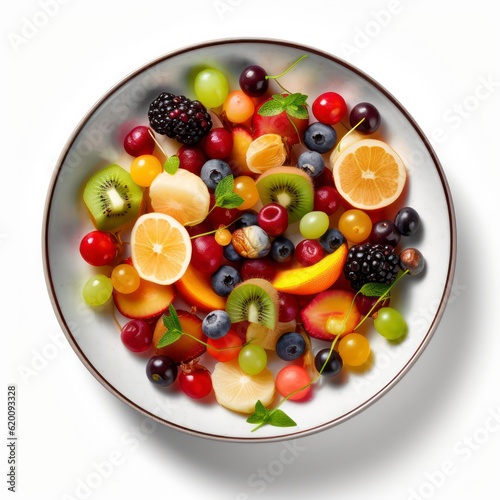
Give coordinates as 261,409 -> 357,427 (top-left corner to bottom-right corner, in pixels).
78,55 -> 425,431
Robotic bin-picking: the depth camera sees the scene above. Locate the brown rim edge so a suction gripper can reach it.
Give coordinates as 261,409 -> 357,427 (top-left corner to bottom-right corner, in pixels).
42,37 -> 457,443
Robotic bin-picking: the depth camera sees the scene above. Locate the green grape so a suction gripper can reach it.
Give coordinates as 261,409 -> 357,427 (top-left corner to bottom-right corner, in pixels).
374,307 -> 407,340
299,211 -> 330,239
238,344 -> 267,375
194,68 -> 229,109
82,274 -> 113,306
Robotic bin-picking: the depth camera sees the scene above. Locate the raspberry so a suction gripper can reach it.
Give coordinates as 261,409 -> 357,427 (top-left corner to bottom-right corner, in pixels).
344,243 -> 400,291
148,93 -> 212,146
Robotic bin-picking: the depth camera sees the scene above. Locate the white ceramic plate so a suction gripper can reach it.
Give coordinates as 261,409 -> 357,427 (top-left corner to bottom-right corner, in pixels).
43,38 -> 456,442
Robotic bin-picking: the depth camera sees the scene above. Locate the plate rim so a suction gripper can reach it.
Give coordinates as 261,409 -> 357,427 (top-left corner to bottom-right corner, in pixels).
42,36 -> 457,443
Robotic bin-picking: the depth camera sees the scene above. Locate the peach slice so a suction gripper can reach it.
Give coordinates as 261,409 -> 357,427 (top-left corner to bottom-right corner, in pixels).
301,289 -> 361,341
175,264 -> 227,313
113,279 -> 175,319
153,309 -> 206,363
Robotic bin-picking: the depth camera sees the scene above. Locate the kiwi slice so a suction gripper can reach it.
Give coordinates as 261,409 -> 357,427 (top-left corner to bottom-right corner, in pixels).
83,164 -> 143,232
255,166 -> 314,223
225,278 -> 279,330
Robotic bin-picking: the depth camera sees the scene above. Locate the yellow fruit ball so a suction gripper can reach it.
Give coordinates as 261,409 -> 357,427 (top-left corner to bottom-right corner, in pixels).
130,155 -> 162,187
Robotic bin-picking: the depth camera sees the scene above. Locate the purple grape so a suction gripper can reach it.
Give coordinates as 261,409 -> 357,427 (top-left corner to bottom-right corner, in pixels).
349,102 -> 381,134
370,220 -> 401,247
239,65 -> 269,97
146,355 -> 178,386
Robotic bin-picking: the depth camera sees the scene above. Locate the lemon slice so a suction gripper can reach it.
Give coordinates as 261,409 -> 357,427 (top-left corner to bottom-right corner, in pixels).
212,360 -> 275,414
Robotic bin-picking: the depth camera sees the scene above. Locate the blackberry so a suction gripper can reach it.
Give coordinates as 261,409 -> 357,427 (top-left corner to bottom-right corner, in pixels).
344,243 -> 400,291
148,92 -> 212,146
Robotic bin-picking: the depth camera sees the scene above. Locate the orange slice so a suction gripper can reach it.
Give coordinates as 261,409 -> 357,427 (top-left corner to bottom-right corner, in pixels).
332,139 -> 406,210
130,212 -> 192,285
272,243 -> 347,295
211,359 -> 275,414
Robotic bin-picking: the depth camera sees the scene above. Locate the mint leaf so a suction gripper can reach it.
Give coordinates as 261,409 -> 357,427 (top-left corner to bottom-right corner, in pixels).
359,283 -> 391,297
220,193 -> 245,209
156,330 -> 182,348
157,304 -> 183,348
214,175 -> 244,209
268,409 -> 297,427
286,93 -> 308,107
163,304 -> 183,332
246,412 -> 269,424
164,155 -> 180,175
215,174 -> 234,198
258,98 -> 286,117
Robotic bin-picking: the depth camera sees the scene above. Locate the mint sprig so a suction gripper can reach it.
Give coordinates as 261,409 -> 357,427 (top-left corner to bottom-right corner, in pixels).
258,92 -> 309,120
246,400 -> 297,429
214,175 -> 244,209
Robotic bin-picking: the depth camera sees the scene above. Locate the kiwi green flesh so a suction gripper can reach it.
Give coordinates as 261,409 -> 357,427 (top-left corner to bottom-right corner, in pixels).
256,171 -> 314,223
83,164 -> 143,232
226,283 -> 278,330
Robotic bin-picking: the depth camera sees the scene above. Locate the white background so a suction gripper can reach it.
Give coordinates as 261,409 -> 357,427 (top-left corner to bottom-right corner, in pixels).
2,0 -> 499,499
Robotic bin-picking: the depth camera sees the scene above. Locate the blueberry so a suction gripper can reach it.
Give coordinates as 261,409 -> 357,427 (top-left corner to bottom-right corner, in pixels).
200,159 -> 232,189
303,122 -> 337,154
319,228 -> 346,253
276,332 -> 306,361
211,265 -> 242,297
297,151 -> 325,178
202,310 -> 232,339
270,236 -> 294,263
234,210 -> 259,229
223,242 -> 243,262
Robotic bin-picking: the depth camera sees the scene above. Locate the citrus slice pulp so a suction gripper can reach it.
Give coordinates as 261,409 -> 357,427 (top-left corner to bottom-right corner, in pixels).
130,212 -> 192,285
211,359 -> 275,414
332,139 -> 406,210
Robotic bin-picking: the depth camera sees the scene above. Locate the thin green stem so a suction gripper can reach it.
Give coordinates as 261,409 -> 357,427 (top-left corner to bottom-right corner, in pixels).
336,117 -> 365,153
189,217 -> 242,239
266,55 -> 308,80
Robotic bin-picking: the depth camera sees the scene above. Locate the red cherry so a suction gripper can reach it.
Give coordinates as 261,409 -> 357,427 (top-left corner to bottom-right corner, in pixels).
312,92 -> 347,125
178,366 -> 212,399
257,203 -> 289,236
177,145 -> 207,175
203,128 -> 233,159
123,126 -> 156,157
191,235 -> 223,274
120,319 -> 153,352
79,231 -> 120,266
295,239 -> 325,266
314,186 -> 341,215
